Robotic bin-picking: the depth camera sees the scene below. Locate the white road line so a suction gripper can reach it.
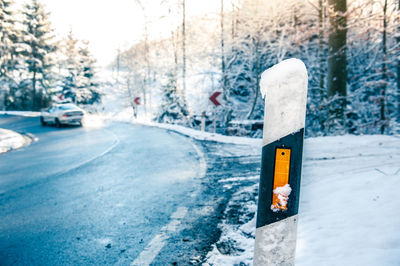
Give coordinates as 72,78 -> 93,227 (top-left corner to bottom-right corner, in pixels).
131,207 -> 188,266
189,139 -> 207,179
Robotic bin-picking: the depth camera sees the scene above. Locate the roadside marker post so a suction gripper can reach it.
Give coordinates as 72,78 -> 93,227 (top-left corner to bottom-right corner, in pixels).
201,111 -> 206,132
254,58 -> 308,265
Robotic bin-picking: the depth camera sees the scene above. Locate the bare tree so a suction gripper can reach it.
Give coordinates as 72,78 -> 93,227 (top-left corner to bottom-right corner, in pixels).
380,0 -> 388,133
397,0 -> 400,121
134,0 -> 151,115
181,0 -> 187,106
221,0 -> 232,128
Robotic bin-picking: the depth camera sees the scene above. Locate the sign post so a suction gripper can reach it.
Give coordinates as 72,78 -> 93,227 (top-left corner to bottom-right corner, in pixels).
133,97 -> 140,118
201,111 -> 206,132
209,91 -> 221,133
254,58 -> 308,265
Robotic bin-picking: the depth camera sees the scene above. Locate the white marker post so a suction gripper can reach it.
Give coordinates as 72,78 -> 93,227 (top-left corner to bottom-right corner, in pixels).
254,58 -> 308,265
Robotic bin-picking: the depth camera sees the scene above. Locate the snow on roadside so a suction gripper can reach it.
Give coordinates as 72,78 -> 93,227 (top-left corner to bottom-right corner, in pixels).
100,108 -> 263,146
144,122 -> 262,146
0,128 -> 30,154
82,114 -> 106,129
0,111 -> 40,117
205,184 -> 258,266
204,134 -> 400,266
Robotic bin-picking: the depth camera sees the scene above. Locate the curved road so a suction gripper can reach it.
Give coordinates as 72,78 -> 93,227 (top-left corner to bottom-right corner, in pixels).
0,115 -> 206,265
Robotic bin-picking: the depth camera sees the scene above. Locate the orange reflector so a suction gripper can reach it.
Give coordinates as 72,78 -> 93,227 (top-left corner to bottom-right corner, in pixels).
272,148 -> 291,211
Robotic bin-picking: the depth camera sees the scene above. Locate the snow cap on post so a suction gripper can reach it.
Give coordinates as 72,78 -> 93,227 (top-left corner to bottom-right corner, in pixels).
260,58 -> 308,146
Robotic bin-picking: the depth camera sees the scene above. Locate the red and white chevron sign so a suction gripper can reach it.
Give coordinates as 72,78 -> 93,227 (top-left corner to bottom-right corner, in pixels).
209,91 -> 222,106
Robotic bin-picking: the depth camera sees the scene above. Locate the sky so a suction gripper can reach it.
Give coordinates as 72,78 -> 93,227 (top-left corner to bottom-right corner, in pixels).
34,0 -> 221,68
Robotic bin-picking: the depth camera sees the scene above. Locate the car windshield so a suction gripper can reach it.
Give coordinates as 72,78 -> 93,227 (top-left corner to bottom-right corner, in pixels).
57,104 -> 79,110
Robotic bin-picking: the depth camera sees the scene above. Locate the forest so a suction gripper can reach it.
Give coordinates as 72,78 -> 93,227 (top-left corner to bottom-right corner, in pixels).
1,0 -> 400,137
113,0 -> 400,137
0,0 -> 100,111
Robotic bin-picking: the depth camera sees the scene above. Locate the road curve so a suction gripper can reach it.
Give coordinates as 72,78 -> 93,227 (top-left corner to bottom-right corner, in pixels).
0,115 -> 205,265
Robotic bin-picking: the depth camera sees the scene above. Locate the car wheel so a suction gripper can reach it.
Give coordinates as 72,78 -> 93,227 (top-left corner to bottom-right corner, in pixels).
40,117 -> 47,126
55,118 -> 61,128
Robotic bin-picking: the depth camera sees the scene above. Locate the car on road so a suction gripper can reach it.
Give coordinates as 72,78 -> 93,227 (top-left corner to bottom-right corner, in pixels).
40,104 -> 85,127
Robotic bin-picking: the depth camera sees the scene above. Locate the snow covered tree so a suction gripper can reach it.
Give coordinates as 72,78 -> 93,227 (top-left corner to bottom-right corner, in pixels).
76,41 -> 101,104
59,32 -> 100,105
19,0 -> 56,110
0,0 -> 20,109
0,0 -> 17,78
60,31 -> 79,102
226,0 -> 307,120
158,71 -> 188,123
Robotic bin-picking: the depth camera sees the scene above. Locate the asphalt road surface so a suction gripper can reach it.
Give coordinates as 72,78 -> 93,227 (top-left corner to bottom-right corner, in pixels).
0,115 -> 260,265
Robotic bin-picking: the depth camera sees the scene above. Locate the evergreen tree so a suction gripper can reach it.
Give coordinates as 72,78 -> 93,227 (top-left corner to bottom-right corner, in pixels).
76,41 -> 101,104
0,0 -> 19,109
60,33 -> 100,105
60,30 -> 79,102
0,0 -> 17,78
158,72 -> 188,124
20,0 -> 56,110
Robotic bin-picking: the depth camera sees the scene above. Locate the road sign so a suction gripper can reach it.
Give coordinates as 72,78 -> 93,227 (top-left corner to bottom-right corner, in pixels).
254,58 -> 308,266
134,97 -> 140,105
209,91 -> 222,106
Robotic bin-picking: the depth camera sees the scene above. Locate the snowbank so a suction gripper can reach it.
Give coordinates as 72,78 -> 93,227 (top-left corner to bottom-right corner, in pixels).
0,111 -> 40,117
142,122 -> 262,146
0,128 -> 30,154
100,108 -> 263,146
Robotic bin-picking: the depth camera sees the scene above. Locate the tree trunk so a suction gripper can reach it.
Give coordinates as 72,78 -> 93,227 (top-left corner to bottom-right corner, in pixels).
397,0 -> 400,122
172,30 -> 179,83
318,0 -> 326,131
221,0 -> 231,129
318,0 -> 325,93
181,0 -> 187,107
144,22 -> 150,116
380,0 -> 388,134
327,0 -> 347,129
32,69 -> 37,110
247,40 -> 260,119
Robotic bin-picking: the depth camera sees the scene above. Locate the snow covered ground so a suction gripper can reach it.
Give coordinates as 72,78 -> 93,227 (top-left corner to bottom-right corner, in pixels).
203,134 -> 400,266
0,128 -> 30,154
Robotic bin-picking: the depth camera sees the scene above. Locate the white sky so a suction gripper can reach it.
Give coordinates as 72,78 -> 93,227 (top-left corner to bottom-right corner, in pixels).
34,0 -> 221,68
